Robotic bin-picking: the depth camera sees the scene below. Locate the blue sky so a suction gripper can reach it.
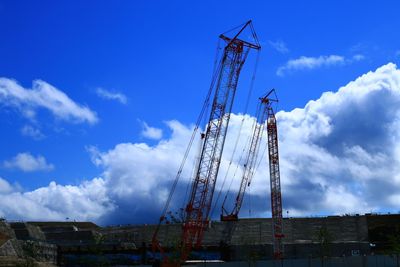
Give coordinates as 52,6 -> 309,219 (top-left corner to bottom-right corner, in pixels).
1,1 -> 400,224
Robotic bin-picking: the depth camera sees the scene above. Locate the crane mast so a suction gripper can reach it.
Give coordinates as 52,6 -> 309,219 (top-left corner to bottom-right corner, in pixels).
267,100 -> 284,259
221,93 -> 271,221
182,21 -> 260,261
152,21 -> 260,266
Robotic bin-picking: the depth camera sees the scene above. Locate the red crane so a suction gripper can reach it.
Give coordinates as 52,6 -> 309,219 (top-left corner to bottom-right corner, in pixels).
221,90 -> 276,221
266,91 -> 284,259
152,21 -> 260,266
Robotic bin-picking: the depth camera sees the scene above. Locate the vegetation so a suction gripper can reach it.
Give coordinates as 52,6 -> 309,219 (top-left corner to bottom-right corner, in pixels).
316,226 -> 333,257
17,241 -> 39,267
388,226 -> 400,267
166,208 -> 185,224
315,225 -> 333,266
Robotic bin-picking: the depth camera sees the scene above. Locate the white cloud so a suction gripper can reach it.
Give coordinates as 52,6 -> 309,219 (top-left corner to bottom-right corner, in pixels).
1,63 -> 400,223
268,40 -> 289,54
92,120 -> 192,196
141,121 -> 163,140
3,152 -> 54,172
277,55 -> 345,76
0,78 -> 98,124
89,62 -> 400,221
276,54 -> 366,77
352,54 -> 365,61
0,177 -> 13,194
96,88 -> 127,104
0,177 -> 114,222
276,62 -> 400,215
21,125 -> 45,140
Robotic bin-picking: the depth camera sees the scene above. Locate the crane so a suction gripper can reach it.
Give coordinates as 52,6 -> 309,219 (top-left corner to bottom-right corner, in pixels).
266,91 -> 284,259
152,21 -> 260,266
221,90 -> 276,221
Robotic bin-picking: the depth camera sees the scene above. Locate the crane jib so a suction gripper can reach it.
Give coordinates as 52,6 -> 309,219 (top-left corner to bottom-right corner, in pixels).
152,20 -> 260,266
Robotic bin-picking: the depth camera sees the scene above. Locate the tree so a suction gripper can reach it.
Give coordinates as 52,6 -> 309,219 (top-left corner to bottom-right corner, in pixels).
315,226 -> 333,266
166,208 -> 185,224
388,226 -> 400,267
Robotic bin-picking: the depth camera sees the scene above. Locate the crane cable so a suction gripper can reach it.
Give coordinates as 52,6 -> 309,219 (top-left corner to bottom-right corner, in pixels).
219,102 -> 259,215
221,91 -> 279,218
220,136 -> 249,211
220,21 -> 248,37
255,141 -> 267,176
245,103 -> 266,189
181,39 -> 222,210
248,183 -> 252,217
210,49 -> 260,217
155,46 -> 224,231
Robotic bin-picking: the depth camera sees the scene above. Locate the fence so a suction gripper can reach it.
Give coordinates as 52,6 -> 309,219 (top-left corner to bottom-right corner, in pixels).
190,255 -> 400,267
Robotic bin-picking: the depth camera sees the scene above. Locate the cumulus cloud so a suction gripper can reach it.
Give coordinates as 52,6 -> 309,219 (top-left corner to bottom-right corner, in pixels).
96,88 -> 127,104
0,120 -> 195,223
1,63 -> 400,224
0,78 -> 98,124
3,152 -> 54,172
268,40 -> 289,54
0,177 -> 114,222
277,62 -> 400,215
87,62 -> 400,221
20,125 -> 45,140
277,55 -> 345,76
88,120 -> 196,223
141,121 -> 163,140
0,177 -> 13,194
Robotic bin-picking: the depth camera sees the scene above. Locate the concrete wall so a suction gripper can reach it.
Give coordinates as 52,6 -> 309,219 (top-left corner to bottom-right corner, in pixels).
44,230 -> 98,245
101,216 -> 369,246
1,215 -> 395,264
9,222 -> 46,241
98,216 -> 372,261
0,222 -> 15,241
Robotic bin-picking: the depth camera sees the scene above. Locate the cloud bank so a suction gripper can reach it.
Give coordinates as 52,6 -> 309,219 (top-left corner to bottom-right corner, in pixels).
0,78 -> 98,124
277,62 -> 400,215
0,177 -> 113,221
1,63 -> 400,224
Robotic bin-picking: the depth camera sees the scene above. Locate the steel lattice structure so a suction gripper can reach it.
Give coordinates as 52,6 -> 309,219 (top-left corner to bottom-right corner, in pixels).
181,22 -> 260,262
151,21 -> 260,266
267,103 -> 284,259
221,94 -> 270,221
